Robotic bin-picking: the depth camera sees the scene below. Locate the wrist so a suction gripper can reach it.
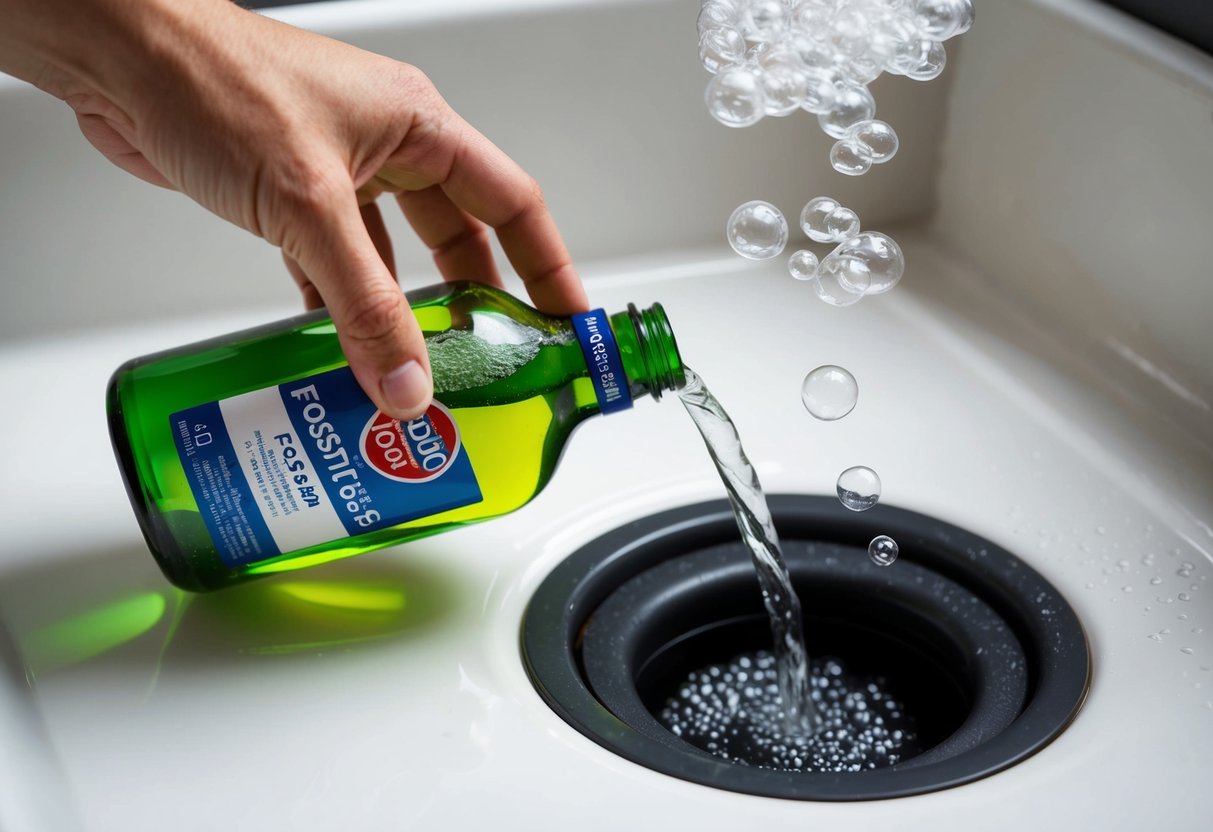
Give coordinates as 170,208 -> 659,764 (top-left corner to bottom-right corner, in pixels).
0,0 -> 245,105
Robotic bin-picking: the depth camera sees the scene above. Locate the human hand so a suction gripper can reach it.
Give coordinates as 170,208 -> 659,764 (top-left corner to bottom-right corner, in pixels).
0,0 -> 588,420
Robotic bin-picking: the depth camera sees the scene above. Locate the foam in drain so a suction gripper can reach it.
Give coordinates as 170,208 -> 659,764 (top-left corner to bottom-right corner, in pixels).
659,650 -> 919,772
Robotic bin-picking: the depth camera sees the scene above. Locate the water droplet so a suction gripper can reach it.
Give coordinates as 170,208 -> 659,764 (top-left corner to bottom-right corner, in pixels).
1179,593 -> 1191,602
788,249 -> 820,281
837,466 -> 882,511
868,535 -> 899,566
727,200 -> 788,259
1182,647 -> 1195,655
802,365 -> 859,421
1150,577 -> 1163,585
1122,586 -> 1133,593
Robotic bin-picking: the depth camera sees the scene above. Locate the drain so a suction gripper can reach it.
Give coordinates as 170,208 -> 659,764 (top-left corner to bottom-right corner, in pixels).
521,496 -> 1089,800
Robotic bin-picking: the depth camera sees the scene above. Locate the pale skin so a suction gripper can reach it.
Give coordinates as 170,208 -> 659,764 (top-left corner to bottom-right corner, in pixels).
0,0 -> 589,420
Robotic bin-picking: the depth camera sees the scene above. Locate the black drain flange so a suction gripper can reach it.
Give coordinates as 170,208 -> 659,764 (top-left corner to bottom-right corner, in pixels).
521,496 -> 1089,800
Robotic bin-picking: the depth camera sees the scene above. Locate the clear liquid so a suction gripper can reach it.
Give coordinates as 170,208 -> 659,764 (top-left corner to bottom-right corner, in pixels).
678,368 -> 817,734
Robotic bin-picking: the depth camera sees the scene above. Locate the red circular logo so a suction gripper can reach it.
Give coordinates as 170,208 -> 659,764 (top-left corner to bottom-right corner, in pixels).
359,402 -> 461,483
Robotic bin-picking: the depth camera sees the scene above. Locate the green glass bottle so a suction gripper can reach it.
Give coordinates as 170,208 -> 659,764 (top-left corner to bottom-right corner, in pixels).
108,281 -> 685,591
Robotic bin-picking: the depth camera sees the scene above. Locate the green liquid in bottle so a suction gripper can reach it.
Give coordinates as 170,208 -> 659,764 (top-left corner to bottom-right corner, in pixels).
108,282 -> 684,591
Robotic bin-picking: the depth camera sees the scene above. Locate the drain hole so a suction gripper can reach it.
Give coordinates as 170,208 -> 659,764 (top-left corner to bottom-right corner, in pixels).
583,541 -> 1026,773
523,497 -> 1089,800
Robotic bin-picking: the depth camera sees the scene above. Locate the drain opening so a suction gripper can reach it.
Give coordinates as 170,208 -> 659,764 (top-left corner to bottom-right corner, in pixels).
522,496 -> 1089,800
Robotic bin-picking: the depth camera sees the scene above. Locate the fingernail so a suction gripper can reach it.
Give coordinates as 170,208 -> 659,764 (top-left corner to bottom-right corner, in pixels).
380,360 -> 431,420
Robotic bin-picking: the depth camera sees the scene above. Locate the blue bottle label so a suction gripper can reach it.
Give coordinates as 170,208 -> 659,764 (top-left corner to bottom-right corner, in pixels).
571,309 -> 633,415
170,367 -> 482,567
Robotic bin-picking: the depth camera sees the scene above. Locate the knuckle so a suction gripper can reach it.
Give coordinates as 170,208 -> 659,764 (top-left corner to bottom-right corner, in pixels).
526,176 -> 547,209
343,287 -> 408,346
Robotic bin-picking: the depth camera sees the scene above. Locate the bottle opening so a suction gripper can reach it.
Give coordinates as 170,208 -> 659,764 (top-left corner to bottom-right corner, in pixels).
613,303 -> 685,401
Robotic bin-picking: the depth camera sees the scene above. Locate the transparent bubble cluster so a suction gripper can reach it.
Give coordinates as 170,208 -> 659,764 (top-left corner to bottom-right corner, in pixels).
698,0 -> 973,173
800,196 -> 859,243
790,196 -> 904,305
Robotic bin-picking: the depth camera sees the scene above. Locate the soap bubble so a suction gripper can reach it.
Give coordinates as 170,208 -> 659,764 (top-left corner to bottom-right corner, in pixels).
727,200 -> 788,260
784,30 -> 834,71
761,62 -> 809,116
902,39 -> 947,81
800,196 -> 860,243
869,535 -> 899,566
812,250 -> 870,305
791,2 -> 834,42
847,119 -> 899,163
870,10 -> 920,66
802,365 -> 859,420
706,67 -> 766,127
829,5 -> 875,59
800,68 -> 839,114
788,249 -> 820,281
700,26 -> 746,74
952,0 -> 975,37
698,1 -> 739,36
839,54 -> 883,86
837,466 -> 882,511
830,140 -> 873,176
833,232 -> 904,294
818,84 -> 876,139
741,0 -> 787,41
824,205 -> 861,240
800,195 -> 838,241
743,39 -> 774,68
911,0 -> 974,41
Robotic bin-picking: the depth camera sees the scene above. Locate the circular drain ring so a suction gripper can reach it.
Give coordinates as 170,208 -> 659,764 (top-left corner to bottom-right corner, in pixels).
521,496 -> 1090,800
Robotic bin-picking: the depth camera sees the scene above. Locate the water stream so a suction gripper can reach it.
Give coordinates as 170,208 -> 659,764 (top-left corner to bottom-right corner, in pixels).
678,367 -> 817,734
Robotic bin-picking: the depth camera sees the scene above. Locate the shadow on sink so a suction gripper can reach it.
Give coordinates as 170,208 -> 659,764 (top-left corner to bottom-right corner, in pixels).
0,544 -> 463,679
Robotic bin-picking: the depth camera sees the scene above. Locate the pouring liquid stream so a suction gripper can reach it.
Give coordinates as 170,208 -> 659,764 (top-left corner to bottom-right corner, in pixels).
678,367 -> 818,735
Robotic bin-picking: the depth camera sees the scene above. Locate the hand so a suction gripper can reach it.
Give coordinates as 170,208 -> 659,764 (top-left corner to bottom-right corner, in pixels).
0,0 -> 588,420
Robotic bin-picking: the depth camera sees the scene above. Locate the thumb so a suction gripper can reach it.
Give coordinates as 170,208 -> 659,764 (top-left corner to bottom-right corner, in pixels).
288,194 -> 433,422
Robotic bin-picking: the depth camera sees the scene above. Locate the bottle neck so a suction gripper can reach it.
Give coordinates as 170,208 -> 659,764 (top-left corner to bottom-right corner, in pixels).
609,302 -> 685,404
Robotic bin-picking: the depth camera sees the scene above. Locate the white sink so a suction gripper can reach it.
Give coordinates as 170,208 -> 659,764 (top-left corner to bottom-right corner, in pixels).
0,1 -> 1210,829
